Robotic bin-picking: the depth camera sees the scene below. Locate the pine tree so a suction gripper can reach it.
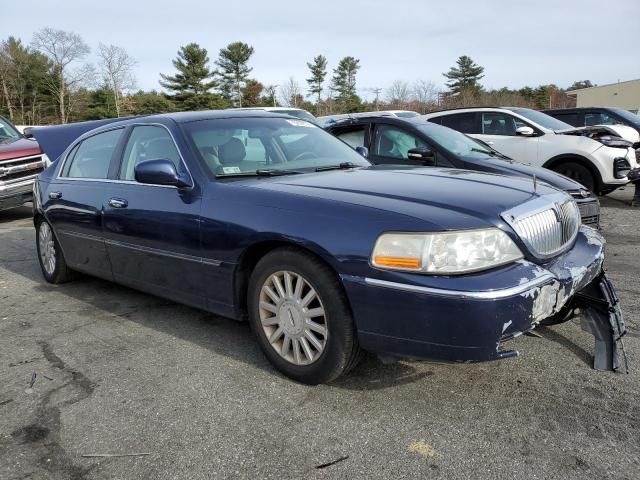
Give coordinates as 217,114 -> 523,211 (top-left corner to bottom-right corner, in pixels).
159,43 -> 219,110
215,41 -> 254,107
443,55 -> 484,95
331,56 -> 361,112
306,54 -> 327,105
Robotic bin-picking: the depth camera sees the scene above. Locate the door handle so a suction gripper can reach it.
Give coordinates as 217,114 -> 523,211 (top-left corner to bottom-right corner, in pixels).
108,198 -> 128,209
48,191 -> 62,200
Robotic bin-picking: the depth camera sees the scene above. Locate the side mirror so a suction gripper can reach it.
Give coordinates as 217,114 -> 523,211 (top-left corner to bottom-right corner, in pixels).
516,126 -> 535,137
23,127 -> 34,139
355,145 -> 369,158
134,159 -> 192,189
407,147 -> 436,166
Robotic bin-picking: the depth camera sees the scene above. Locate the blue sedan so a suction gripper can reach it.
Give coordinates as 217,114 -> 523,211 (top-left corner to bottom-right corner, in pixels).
32,111 -> 623,383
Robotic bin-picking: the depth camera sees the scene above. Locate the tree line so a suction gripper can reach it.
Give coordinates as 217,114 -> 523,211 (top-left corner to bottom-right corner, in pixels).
0,28 -> 591,125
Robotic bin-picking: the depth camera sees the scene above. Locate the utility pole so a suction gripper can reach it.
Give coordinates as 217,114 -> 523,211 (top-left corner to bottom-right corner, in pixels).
370,87 -> 382,110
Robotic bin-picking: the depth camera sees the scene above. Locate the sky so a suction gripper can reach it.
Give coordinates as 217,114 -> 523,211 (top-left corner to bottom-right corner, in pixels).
3,0 -> 639,101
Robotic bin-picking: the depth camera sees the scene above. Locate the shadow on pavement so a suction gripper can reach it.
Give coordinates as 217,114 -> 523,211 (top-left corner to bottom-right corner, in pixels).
536,325 -> 592,367
1,223 -> 432,390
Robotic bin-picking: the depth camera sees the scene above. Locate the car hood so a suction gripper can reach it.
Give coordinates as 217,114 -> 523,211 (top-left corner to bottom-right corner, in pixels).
0,137 -> 41,161
477,157 -> 586,191
245,166 -> 562,230
556,125 -> 638,144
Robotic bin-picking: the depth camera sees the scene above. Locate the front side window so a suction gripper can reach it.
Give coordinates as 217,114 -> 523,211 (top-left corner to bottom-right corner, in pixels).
334,126 -> 366,148
61,128 -> 123,179
119,125 -> 181,180
184,117 -> 369,176
437,112 -> 480,134
373,125 -> 428,159
416,123 -> 496,160
585,111 -> 622,126
481,112 -> 526,136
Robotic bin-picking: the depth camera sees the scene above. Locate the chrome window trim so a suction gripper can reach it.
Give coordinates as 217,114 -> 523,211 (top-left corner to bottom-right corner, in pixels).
364,274 -> 554,300
56,122 -> 195,189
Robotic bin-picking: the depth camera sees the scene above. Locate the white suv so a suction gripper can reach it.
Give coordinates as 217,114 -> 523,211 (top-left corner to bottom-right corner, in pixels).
423,107 -> 638,194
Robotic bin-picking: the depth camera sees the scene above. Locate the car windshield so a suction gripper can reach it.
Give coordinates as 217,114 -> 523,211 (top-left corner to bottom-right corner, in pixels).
185,117 -> 370,177
0,117 -> 21,140
415,123 -> 497,159
609,108 -> 640,127
510,108 -> 572,131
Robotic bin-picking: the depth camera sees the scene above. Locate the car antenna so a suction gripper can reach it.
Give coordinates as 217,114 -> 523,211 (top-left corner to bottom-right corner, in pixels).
533,174 -> 537,193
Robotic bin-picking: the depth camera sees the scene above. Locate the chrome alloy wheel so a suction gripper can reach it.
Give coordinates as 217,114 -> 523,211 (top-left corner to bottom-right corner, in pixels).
259,271 -> 328,366
38,222 -> 56,275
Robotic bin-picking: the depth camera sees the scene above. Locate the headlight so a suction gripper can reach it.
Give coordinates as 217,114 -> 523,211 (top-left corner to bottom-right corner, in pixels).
371,228 -> 523,275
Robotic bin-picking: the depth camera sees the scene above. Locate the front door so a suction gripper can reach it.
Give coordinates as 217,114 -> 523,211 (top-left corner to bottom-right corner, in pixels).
102,124 -> 205,309
44,127 -> 126,280
473,111 -> 540,164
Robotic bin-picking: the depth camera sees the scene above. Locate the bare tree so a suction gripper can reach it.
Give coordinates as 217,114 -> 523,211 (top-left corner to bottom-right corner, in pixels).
31,28 -> 90,123
264,84 -> 278,107
412,80 -> 439,113
279,77 -> 302,107
97,43 -> 136,117
385,80 -> 411,107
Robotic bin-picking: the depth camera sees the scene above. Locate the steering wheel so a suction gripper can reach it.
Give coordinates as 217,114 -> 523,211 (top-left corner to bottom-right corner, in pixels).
292,151 -> 318,162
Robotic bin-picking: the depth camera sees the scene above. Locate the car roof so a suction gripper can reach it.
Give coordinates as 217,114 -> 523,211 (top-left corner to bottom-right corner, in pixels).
423,106 -> 521,117
326,114 -> 434,128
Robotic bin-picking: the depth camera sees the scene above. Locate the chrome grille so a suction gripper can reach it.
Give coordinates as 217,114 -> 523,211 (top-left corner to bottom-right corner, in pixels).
502,194 -> 581,259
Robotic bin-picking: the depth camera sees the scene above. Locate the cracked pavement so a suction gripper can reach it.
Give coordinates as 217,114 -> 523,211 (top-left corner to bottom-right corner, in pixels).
1,188 -> 639,479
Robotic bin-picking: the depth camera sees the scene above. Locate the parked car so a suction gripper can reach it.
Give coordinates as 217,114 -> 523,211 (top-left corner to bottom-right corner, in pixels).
32,111 -> 617,383
0,115 -> 48,212
543,107 -> 640,145
423,107 -> 638,194
325,115 -> 601,227
543,107 -> 640,134
228,107 -> 319,125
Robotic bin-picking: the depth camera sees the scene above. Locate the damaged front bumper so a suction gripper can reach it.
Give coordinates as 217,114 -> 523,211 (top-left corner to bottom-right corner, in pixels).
342,226 -> 611,364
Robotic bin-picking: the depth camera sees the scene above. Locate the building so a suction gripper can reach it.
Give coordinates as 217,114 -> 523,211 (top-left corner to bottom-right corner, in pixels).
567,79 -> 640,112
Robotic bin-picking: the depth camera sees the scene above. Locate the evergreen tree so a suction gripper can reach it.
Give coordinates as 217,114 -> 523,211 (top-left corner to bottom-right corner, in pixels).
215,41 -> 254,107
443,55 -> 484,95
159,43 -> 219,110
331,56 -> 361,112
306,54 -> 327,105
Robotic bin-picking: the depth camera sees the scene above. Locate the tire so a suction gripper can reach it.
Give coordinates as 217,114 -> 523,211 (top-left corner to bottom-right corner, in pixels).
247,248 -> 361,384
36,218 -> 73,284
551,161 -> 596,192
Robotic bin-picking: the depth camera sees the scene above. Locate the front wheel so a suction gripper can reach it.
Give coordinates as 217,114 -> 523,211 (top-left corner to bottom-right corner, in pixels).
551,162 -> 596,192
36,218 -> 73,284
247,248 -> 361,384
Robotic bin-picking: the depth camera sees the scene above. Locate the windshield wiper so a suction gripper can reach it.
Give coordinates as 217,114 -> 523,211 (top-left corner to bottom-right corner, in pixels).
314,162 -> 359,172
216,169 -> 302,178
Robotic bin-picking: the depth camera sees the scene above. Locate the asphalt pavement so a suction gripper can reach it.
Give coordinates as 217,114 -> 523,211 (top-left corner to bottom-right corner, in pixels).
1,187 -> 639,480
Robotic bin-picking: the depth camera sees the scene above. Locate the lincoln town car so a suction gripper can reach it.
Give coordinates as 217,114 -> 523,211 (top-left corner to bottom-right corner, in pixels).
31,111 -> 626,383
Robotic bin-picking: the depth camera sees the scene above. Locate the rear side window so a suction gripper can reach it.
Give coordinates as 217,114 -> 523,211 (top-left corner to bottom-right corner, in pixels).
550,112 -> 579,126
437,113 -> 480,134
585,111 -> 623,126
61,129 -> 123,179
119,125 -> 181,180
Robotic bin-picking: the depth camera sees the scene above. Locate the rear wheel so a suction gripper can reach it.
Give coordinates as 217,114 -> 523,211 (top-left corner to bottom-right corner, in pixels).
36,218 -> 73,284
551,161 -> 596,192
247,248 -> 361,384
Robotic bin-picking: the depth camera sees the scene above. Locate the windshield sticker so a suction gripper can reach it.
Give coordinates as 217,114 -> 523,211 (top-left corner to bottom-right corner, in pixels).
222,166 -> 242,174
286,119 -> 314,127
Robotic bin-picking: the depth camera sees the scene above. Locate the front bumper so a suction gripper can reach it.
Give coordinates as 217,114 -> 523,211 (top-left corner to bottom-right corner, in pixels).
0,177 -> 35,211
342,226 -> 605,362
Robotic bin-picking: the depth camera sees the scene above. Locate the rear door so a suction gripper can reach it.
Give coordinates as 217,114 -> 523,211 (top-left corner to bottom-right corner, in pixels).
44,127 -> 125,280
101,123 -> 205,309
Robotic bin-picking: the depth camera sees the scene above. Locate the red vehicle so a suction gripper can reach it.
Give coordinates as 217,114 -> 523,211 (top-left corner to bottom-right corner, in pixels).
0,115 -> 48,211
